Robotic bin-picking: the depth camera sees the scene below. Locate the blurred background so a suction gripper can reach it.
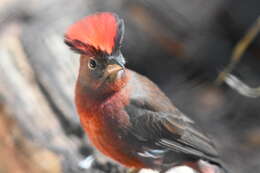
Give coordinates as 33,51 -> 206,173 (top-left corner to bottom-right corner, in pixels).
0,0 -> 260,173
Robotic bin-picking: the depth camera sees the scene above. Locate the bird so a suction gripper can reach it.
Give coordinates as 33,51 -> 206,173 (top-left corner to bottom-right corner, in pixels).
64,12 -> 228,173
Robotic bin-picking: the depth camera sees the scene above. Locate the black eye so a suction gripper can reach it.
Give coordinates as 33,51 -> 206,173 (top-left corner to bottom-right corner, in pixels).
88,58 -> 97,70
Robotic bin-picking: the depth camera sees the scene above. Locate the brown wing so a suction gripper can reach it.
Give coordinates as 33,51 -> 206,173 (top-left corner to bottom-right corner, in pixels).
125,71 -> 219,163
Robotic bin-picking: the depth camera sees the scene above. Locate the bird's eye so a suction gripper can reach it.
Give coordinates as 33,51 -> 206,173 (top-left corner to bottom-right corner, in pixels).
88,58 -> 97,70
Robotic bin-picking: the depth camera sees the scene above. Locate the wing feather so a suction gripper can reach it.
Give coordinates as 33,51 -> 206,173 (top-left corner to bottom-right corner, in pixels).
126,71 -> 219,163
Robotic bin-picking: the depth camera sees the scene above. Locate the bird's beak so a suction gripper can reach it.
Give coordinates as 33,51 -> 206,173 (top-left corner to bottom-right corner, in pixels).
106,63 -> 124,76
107,52 -> 125,73
109,52 -> 125,69
104,53 -> 125,81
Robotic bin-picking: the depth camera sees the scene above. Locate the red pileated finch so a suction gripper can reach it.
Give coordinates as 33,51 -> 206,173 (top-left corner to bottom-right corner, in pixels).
64,12 -> 227,173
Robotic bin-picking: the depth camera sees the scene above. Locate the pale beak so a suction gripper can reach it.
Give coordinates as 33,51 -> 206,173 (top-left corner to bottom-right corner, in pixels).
98,62 -> 124,87
103,63 -> 124,83
102,52 -> 125,82
108,51 -> 125,69
106,63 -> 124,75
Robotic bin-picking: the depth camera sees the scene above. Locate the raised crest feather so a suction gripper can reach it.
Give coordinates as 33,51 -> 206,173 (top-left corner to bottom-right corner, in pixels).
64,12 -> 124,55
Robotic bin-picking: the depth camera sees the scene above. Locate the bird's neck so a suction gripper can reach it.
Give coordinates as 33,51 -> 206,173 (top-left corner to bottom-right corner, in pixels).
75,70 -> 130,109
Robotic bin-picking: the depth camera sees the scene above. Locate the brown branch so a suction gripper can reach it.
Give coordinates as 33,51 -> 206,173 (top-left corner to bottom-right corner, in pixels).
215,16 -> 260,85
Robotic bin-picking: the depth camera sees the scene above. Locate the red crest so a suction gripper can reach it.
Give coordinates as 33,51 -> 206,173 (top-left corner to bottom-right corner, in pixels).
65,12 -> 123,55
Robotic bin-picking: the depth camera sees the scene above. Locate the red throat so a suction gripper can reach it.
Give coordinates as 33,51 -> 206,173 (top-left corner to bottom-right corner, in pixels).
65,12 -> 118,54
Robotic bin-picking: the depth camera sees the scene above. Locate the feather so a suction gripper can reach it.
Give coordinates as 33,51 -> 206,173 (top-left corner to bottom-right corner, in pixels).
125,72 -> 220,165
64,12 -> 124,55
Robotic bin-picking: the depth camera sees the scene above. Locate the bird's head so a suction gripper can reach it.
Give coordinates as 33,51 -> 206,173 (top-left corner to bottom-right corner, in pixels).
65,12 -> 127,96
